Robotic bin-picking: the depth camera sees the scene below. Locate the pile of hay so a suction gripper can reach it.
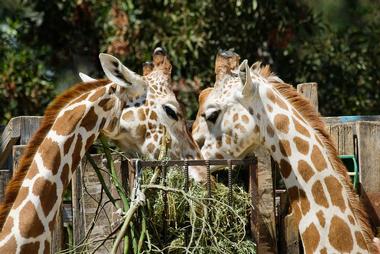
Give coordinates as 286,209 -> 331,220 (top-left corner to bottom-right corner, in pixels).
141,167 -> 256,253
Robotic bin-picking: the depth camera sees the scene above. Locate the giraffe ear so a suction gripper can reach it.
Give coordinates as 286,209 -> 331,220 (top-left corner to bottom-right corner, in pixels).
99,53 -> 147,90
79,72 -> 97,82
239,59 -> 258,97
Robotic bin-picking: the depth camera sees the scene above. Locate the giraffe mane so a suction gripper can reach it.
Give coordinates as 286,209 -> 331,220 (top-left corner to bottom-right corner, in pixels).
253,64 -> 375,251
0,79 -> 109,229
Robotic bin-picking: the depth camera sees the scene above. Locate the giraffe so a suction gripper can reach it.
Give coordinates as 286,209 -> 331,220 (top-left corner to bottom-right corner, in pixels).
192,50 -> 380,253
0,48 -> 205,254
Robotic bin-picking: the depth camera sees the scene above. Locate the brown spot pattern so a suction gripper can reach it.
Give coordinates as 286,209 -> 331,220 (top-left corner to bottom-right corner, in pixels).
235,123 -> 246,133
301,223 -> 320,254
26,161 -> 39,180
147,143 -> 155,154
266,90 -> 276,103
274,114 -> 290,133
80,107 -> 98,131
215,153 -> 224,159
71,135 -> 83,171
0,217 -> 14,239
311,145 -> 327,171
122,111 -> 134,121
355,231 -> 367,250
39,138 -> 61,175
150,111 -> 158,121
64,135 -> 75,155
297,160 -> 314,182
311,180 -> 329,208
13,187 -> 29,208
293,137 -> 309,155
293,117 -> 310,137
44,241 -> 50,254
85,134 -> 96,151
271,145 -> 276,153
267,125 -> 274,137
32,177 -> 57,216
277,98 -> 289,110
137,108 -> 146,121
287,186 -> 299,201
88,87 -> 106,101
328,215 -> 353,252
348,215 -> 355,225
299,189 -> 310,214
324,176 -> 346,212
320,248 -> 327,254
20,242 -> 40,254
242,115 -> 249,123
279,140 -> 292,157
53,105 -> 86,136
279,159 -> 292,178
19,201 -> 44,238
0,236 -> 17,253
233,113 -> 238,122
316,210 -> 325,227
98,98 -> 115,111
69,93 -> 88,105
137,125 -> 147,138
61,164 -> 70,187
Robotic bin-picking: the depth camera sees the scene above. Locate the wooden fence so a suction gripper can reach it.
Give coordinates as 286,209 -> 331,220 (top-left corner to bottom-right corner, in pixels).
0,83 -> 379,253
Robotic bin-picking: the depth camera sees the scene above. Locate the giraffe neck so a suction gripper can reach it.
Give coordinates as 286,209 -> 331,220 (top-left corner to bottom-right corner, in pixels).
255,83 -> 372,253
0,83 -> 121,253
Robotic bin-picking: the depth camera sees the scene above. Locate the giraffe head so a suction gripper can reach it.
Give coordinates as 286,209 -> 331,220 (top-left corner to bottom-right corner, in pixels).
193,50 -> 262,160
97,48 -> 205,180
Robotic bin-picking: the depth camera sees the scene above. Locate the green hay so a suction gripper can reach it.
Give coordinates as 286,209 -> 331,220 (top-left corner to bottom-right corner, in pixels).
141,167 -> 256,253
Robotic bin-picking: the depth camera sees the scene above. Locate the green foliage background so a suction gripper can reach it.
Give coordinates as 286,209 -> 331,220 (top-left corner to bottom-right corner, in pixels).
1,0 -> 379,124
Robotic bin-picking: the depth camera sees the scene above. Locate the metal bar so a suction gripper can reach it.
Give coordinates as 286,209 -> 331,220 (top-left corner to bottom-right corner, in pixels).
130,158 -> 256,168
183,160 -> 189,248
228,160 -> 233,207
162,165 -> 168,250
206,160 -> 211,198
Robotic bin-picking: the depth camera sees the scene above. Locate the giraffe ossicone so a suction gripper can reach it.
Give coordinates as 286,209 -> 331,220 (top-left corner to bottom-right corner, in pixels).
193,50 -> 379,253
0,48 -> 205,253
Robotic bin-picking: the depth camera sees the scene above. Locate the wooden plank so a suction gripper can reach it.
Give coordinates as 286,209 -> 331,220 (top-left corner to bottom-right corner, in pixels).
12,145 -> 25,175
356,121 -> 380,227
249,160 -> 259,245
297,83 -> 318,112
254,148 -> 277,253
0,169 -> 11,202
327,122 -> 356,155
72,161 -> 86,251
72,154 -> 122,253
51,207 -> 64,252
0,116 -> 42,169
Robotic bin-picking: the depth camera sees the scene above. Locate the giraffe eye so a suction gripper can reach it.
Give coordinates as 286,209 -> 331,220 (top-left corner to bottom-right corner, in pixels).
205,110 -> 220,124
163,105 -> 178,121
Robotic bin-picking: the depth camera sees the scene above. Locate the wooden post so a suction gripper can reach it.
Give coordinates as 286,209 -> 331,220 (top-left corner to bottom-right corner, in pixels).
250,146 -> 277,253
0,170 -> 11,202
0,116 -> 42,169
297,83 -> 318,112
356,121 -> 380,227
72,154 -> 123,253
